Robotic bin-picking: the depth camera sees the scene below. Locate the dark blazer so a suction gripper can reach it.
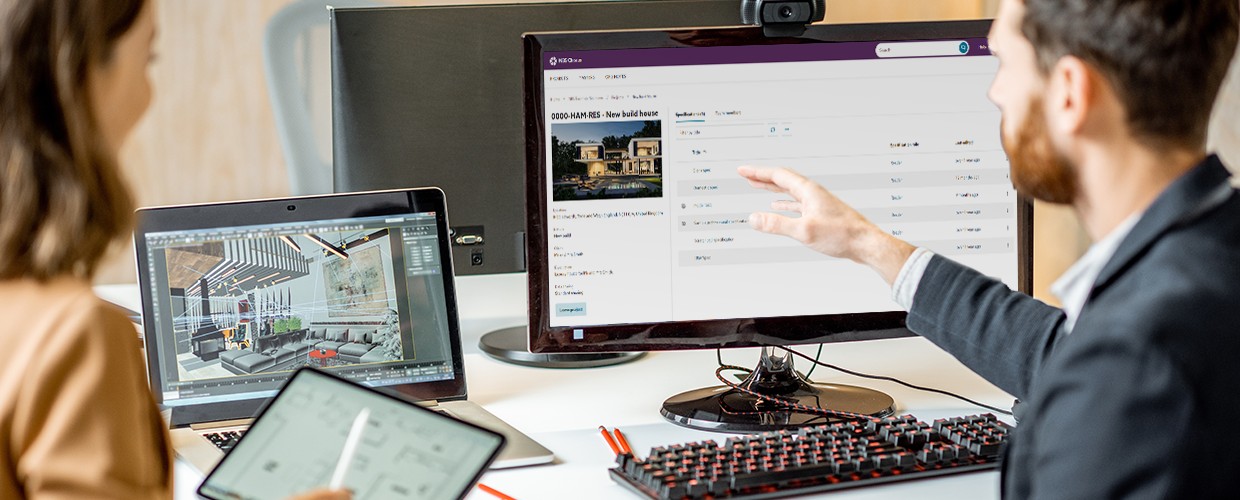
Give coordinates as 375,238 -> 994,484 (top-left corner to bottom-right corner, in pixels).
907,155 -> 1240,499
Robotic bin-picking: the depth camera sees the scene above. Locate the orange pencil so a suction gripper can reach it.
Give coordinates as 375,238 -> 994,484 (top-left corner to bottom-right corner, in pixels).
613,428 -> 633,455
477,483 -> 517,500
599,425 -> 622,456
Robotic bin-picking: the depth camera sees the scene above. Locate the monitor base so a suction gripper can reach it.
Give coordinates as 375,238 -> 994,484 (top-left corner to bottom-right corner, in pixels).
478,326 -> 646,368
661,347 -> 895,433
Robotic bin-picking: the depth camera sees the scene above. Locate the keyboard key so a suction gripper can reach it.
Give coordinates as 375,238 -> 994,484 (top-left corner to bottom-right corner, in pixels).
730,463 -> 836,489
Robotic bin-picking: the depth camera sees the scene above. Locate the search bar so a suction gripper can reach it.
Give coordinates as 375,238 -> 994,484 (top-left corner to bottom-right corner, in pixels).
876,41 -> 971,58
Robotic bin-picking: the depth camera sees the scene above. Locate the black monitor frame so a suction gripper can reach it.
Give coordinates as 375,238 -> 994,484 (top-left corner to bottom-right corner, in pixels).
523,21 -> 1034,354
330,0 -> 745,278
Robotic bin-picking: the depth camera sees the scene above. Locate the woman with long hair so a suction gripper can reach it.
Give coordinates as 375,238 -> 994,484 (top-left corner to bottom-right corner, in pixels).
0,1 -> 345,497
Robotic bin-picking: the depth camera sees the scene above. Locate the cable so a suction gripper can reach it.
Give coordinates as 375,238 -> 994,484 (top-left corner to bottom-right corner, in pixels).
779,346 -> 1014,416
713,348 -> 868,420
717,345 -> 822,378
714,365 -> 873,420
715,346 -> 1013,417
802,343 -> 824,379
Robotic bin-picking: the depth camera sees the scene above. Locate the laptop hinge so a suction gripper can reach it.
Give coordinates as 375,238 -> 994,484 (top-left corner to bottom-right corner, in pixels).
189,418 -> 253,431
415,400 -> 440,408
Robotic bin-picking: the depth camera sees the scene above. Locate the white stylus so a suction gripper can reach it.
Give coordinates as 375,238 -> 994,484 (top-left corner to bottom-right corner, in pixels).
329,407 -> 371,490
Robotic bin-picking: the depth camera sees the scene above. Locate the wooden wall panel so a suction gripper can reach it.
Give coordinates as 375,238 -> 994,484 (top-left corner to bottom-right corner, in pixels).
1210,48 -> 1240,174
102,0 -> 297,284
824,0 -> 985,23
122,0 -> 296,204
983,0 -> 1000,17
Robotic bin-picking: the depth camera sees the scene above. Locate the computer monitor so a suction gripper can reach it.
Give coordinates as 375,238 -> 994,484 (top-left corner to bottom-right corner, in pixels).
330,0 -> 745,367
524,21 -> 1033,432
330,0 -> 742,277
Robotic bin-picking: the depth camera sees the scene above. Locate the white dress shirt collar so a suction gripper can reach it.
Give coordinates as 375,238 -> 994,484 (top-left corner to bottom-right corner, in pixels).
1050,213 -> 1143,334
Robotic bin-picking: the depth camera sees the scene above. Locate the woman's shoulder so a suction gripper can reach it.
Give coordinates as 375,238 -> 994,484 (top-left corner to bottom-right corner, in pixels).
0,277 -> 131,343
0,276 -> 115,308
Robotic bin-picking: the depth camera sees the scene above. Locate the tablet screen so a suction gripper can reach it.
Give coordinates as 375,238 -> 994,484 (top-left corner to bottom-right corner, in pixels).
199,368 -> 504,500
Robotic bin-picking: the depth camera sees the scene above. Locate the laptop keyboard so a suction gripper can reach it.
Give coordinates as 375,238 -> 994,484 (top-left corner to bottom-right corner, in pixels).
204,411 -> 445,453
204,430 -> 245,452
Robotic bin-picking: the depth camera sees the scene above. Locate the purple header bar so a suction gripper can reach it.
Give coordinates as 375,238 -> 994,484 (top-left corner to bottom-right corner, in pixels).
544,38 -> 991,71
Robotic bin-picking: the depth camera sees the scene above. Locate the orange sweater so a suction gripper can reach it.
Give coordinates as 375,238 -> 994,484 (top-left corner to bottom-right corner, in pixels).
0,278 -> 171,499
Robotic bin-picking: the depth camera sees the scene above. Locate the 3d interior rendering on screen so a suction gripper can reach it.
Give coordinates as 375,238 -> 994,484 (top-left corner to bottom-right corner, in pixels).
162,230 -> 408,381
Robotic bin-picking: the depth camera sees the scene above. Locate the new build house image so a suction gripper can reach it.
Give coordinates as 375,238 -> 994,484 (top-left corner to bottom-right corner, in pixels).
551,120 -> 664,201
576,137 -> 662,177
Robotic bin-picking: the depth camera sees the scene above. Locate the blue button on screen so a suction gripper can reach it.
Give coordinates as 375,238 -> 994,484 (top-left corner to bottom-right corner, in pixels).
555,303 -> 588,317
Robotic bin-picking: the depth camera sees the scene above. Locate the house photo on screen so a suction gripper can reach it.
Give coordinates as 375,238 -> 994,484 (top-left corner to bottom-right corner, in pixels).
160,229 -> 412,381
551,120 -> 663,201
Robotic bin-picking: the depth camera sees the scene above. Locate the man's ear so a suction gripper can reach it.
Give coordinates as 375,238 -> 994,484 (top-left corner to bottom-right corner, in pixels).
1046,55 -> 1095,138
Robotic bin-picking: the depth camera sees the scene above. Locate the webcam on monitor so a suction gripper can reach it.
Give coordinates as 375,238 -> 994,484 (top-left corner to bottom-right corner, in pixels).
740,0 -> 825,37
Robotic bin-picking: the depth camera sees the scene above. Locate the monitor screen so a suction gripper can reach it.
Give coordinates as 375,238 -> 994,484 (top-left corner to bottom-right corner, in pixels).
330,0 -> 742,277
525,21 -> 1033,353
137,200 -> 461,408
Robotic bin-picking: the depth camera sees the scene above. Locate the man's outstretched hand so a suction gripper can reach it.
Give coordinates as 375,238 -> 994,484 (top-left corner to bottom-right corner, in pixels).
737,166 -> 916,285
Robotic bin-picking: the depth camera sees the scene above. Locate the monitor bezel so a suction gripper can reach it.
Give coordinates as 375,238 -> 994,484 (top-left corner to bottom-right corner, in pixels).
523,20 -> 1034,353
329,0 -> 746,277
133,188 -> 470,420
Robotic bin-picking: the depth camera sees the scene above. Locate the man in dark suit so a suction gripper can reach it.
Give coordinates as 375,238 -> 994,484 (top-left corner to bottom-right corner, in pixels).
740,0 -> 1239,498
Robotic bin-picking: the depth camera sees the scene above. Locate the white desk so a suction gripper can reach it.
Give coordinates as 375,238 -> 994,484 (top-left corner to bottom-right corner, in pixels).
99,274 -> 1014,499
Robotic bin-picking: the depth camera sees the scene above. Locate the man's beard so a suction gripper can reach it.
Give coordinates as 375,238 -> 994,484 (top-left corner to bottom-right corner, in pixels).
1003,98 -> 1079,205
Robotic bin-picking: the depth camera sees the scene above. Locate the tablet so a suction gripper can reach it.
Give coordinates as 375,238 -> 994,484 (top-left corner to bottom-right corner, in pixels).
198,368 -> 505,500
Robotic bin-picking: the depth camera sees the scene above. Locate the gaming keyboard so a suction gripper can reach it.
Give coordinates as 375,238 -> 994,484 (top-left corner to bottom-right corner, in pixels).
611,414 -> 1011,499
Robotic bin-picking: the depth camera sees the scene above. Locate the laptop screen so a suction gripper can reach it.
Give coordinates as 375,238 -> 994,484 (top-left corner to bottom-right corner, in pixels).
137,192 -> 461,408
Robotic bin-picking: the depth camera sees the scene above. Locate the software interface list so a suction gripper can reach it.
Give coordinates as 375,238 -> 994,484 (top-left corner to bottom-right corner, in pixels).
543,53 -> 1017,329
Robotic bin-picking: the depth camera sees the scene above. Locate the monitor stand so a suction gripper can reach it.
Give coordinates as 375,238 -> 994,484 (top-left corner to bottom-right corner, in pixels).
479,326 -> 646,368
661,346 -> 895,433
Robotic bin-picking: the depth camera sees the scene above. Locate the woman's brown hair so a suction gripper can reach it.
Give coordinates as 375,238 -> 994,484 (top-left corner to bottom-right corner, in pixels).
0,0 -> 147,280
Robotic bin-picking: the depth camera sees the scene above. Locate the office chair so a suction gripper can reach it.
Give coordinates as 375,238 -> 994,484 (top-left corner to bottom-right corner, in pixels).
263,0 -> 376,195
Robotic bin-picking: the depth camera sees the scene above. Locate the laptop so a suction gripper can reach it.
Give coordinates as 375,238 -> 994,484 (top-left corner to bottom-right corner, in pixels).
133,188 -> 553,473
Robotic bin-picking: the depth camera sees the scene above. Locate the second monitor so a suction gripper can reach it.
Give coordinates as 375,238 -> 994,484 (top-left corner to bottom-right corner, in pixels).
330,0 -> 746,367
330,0 -> 743,277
